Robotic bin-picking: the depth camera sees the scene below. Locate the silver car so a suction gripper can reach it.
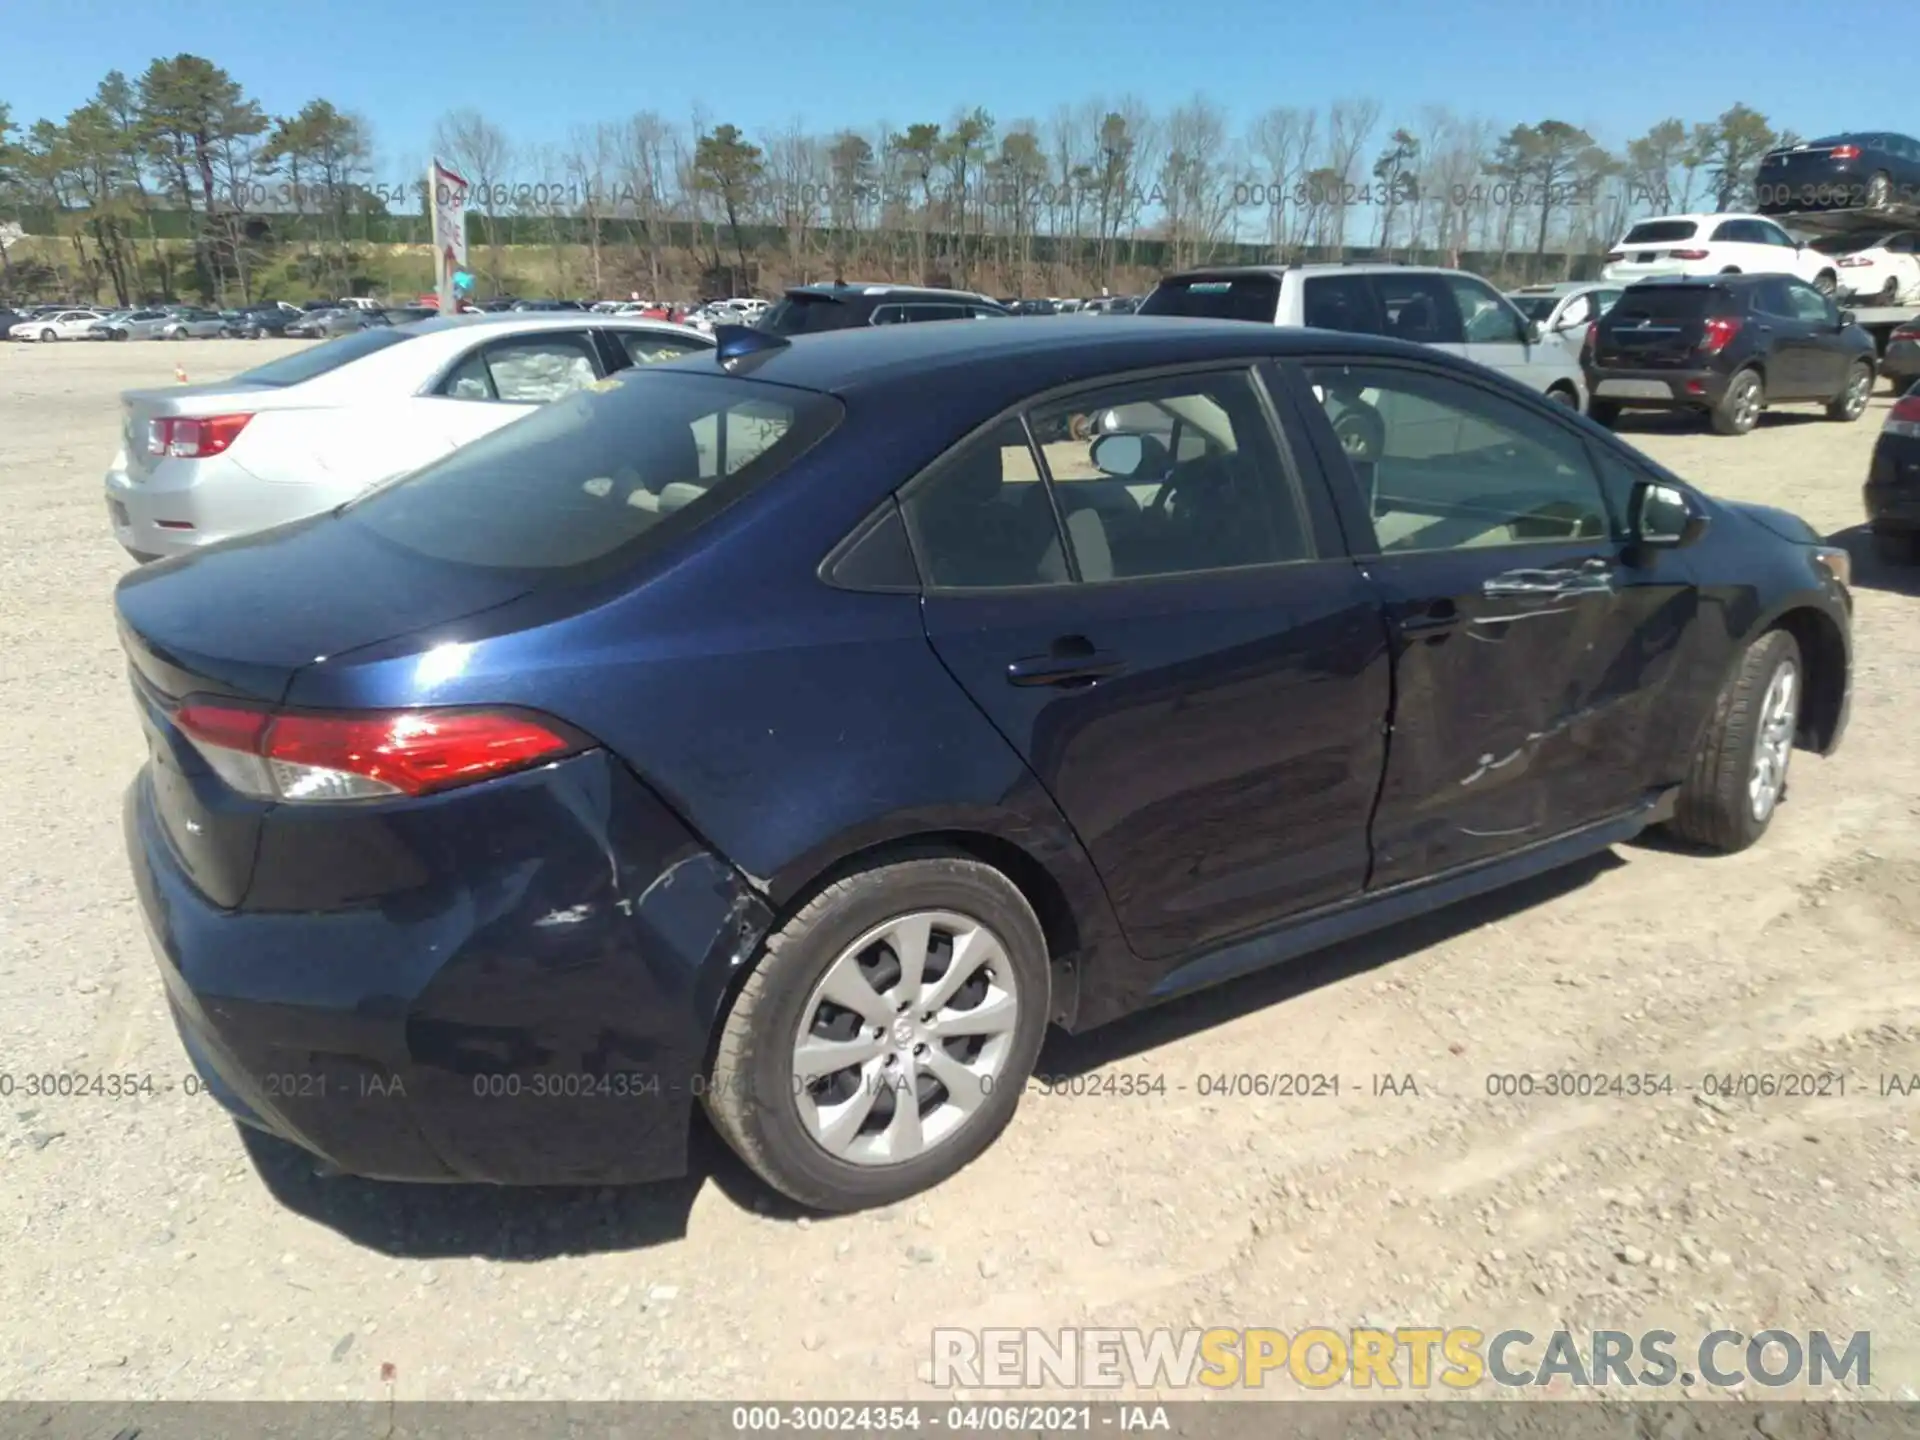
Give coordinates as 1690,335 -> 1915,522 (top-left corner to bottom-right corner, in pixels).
158,308 -> 232,339
1139,263 -> 1589,410
96,308 -> 177,341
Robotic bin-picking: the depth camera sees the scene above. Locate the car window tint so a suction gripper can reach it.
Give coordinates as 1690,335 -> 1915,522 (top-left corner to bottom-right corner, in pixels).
1301,274 -> 1384,335
1622,220 -> 1697,244
613,330 -> 707,366
471,333 -> 600,403
1783,282 -> 1833,324
1757,222 -> 1795,246
1444,276 -> 1525,343
1304,362 -> 1609,554
1374,274 -> 1463,344
1139,275 -> 1281,322
442,350 -> 497,400
1754,279 -> 1796,318
1022,369 -> 1315,581
899,419 -> 1065,588
343,371 -> 842,572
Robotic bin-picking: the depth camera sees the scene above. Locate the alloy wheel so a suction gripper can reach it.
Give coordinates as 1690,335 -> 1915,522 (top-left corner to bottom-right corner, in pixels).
1732,378 -> 1760,431
1748,660 -> 1799,822
791,910 -> 1020,1167
1843,367 -> 1871,419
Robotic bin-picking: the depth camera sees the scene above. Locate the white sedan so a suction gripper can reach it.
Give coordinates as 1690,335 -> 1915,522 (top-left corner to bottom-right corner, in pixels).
11,309 -> 108,341
105,313 -> 713,561
1815,230 -> 1920,306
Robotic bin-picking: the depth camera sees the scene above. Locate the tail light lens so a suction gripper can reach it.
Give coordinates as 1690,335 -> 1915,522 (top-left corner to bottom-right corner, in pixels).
1698,316 -> 1742,355
1669,249 -> 1710,261
1892,324 -> 1920,342
1831,145 -> 1862,161
147,414 -> 252,459
172,701 -> 579,802
1888,393 -> 1920,438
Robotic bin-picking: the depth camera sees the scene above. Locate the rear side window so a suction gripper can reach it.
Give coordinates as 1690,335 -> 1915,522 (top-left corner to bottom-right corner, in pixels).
440,333 -> 601,403
233,327 -> 416,387
1139,276 -> 1280,323
342,371 -> 843,572
1301,275 -> 1385,334
1621,220 -> 1699,245
872,304 -> 967,324
1380,274 -> 1465,344
759,294 -> 865,335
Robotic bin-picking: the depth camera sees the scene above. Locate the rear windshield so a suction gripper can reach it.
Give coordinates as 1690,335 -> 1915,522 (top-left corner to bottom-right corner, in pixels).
1621,220 -> 1699,244
1606,287 -> 1715,322
1812,232 -> 1889,255
758,293 -> 866,335
232,327 -> 416,387
1139,276 -> 1280,323
340,370 -> 843,572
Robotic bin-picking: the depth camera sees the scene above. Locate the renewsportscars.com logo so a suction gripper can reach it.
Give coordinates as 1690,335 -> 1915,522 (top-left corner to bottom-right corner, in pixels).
929,1327 -> 1871,1391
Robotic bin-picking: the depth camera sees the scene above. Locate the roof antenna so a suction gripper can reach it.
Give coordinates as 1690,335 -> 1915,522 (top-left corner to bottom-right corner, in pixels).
713,323 -> 789,371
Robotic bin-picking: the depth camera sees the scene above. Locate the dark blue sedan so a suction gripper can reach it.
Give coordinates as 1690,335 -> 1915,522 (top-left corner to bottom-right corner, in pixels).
117,316 -> 1854,1211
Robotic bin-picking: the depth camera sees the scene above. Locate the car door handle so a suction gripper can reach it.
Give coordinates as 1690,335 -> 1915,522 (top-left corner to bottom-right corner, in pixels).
1006,648 -> 1127,687
1482,575 -> 1570,597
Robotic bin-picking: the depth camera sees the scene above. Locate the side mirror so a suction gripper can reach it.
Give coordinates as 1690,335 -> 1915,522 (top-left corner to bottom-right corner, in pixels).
1838,309 -> 1856,328
1631,480 -> 1708,549
1525,319 -> 1546,344
1089,432 -> 1147,478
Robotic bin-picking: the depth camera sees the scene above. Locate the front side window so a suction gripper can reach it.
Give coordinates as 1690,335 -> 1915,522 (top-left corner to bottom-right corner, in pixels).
1444,276 -> 1526,344
1374,274 -> 1464,344
441,332 -> 601,403
1783,280 -> 1836,325
1304,362 -> 1608,554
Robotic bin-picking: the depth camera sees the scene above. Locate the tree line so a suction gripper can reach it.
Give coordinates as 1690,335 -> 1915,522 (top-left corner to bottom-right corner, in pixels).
0,56 -> 1807,304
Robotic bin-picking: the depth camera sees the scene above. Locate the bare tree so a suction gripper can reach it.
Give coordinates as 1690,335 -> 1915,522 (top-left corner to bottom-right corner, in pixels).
615,111 -> 677,299
1248,106 -> 1309,260
1324,98 -> 1381,256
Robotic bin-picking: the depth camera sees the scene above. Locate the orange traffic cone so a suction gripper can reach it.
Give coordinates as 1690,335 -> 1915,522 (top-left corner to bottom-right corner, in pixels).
174,364 -> 188,384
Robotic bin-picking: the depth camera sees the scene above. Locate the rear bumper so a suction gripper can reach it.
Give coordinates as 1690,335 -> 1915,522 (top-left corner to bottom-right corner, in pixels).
1866,436 -> 1920,531
103,453 -> 337,561
1881,339 -> 1920,383
125,749 -> 775,1185
1586,366 -> 1729,408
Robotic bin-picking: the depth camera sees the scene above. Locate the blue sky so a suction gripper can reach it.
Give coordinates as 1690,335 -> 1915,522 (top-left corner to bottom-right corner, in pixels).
5,0 -> 1903,173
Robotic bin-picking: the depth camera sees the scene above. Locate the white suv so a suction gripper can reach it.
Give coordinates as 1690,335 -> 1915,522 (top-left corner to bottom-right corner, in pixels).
1601,214 -> 1839,294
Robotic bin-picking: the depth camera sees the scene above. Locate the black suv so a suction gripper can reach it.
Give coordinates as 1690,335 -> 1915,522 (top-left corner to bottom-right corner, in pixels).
1585,275 -> 1877,435
756,284 -> 1009,335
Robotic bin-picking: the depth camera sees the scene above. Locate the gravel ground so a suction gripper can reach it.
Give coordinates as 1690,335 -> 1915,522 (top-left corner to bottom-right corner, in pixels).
2,339 -> 1917,1404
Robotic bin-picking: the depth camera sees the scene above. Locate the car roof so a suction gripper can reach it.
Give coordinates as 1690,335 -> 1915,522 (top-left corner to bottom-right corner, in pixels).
656,314 -> 1465,407
1512,282 -> 1605,295
1624,212 -> 1768,225
404,311 -> 705,337
784,283 -> 997,304
1158,262 -> 1466,283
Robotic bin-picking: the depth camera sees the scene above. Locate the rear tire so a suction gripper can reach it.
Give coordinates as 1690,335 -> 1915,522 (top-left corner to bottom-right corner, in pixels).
39,328 -> 55,343
1665,629 -> 1802,854
1827,361 -> 1874,421
1711,369 -> 1763,435
705,852 -> 1051,1212
1587,399 -> 1622,428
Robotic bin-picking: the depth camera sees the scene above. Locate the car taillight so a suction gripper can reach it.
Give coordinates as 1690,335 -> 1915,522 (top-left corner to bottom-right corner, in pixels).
1669,249 -> 1710,261
1838,256 -> 1873,267
172,700 -> 578,802
146,414 -> 253,459
1888,393 -> 1920,438
1698,316 -> 1742,355
1893,324 -> 1920,342
1604,252 -> 1624,263
1831,145 -> 1861,161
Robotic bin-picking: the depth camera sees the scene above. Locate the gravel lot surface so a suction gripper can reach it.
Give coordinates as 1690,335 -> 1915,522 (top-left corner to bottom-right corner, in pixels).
2,339 -> 1917,1404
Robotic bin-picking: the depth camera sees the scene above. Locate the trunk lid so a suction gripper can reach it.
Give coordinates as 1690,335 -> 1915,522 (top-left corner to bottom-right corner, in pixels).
116,516 -> 541,910
1594,287 -> 1718,368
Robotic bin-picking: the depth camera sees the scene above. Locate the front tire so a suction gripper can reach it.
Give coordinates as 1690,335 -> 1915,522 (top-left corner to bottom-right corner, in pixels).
39,328 -> 55,343
1666,630 -> 1802,853
1828,362 -> 1873,421
705,852 -> 1051,1212
1545,384 -> 1580,410
1711,369 -> 1763,435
